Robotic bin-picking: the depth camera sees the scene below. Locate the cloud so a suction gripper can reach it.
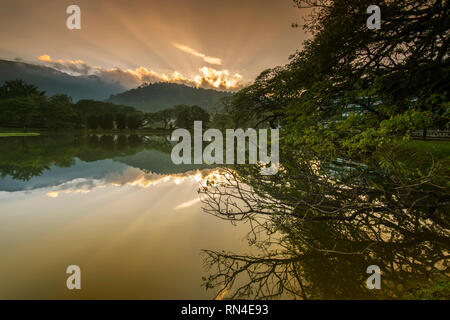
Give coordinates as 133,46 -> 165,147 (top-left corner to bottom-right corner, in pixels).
44,168 -> 218,198
195,67 -> 243,90
37,54 -> 244,90
38,54 -> 93,75
173,43 -> 222,65
174,197 -> 203,210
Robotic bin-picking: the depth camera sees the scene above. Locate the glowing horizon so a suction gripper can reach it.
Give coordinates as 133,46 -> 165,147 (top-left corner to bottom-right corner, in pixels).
37,53 -> 245,90
0,0 -> 307,91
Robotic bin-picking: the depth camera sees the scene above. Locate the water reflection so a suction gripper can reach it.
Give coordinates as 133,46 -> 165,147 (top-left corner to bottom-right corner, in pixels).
200,168 -> 450,299
0,135 -> 246,299
0,134 -> 207,186
0,135 -> 448,299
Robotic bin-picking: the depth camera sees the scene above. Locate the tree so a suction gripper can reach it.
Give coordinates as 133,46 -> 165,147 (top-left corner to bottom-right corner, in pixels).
74,99 -> 144,130
173,105 -> 210,129
86,115 -> 99,130
0,97 -> 40,130
115,113 -> 128,130
0,79 -> 45,99
188,105 -> 210,127
203,0 -> 449,239
153,108 -> 175,129
232,0 -> 449,130
0,80 -> 45,129
42,94 -> 77,129
0,80 -> 147,130
127,113 -> 144,130
210,96 -> 234,129
99,113 -> 114,130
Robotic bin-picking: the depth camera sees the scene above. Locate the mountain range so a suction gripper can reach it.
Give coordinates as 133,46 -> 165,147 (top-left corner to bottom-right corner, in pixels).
107,82 -> 231,112
0,59 -> 125,101
0,59 -> 232,112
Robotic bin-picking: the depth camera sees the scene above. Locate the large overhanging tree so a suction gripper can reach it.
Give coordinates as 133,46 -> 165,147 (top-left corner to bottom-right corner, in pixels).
232,0 -> 449,127
198,0 -> 450,300
202,0 -> 449,222
199,0 -> 449,300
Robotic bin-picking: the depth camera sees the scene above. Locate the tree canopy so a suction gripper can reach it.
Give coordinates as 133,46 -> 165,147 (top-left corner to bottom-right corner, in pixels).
202,0 -> 450,239
198,1 -> 449,299
0,80 -> 146,130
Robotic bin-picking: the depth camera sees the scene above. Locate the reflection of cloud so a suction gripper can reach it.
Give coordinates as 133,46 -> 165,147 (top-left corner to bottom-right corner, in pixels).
46,189 -> 90,198
45,168 -> 217,198
174,197 -> 203,210
37,54 -> 244,90
44,178 -> 108,198
173,43 -> 222,65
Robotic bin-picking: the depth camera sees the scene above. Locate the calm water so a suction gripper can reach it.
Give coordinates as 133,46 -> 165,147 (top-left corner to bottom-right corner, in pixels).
0,135 -> 252,299
0,135 -> 448,299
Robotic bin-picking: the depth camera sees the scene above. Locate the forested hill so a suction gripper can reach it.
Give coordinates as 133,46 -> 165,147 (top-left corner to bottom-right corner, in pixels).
0,60 -> 125,101
107,82 -> 231,112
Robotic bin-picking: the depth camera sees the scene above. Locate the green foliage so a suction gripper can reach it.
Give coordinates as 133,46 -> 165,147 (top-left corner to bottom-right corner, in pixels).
43,94 -> 79,129
408,276 -> 450,300
209,96 -> 234,129
86,115 -> 99,130
99,113 -> 114,130
0,80 -> 212,131
149,104 -> 211,129
74,99 -> 144,130
115,113 -> 127,130
0,132 -> 40,137
0,79 -> 45,99
173,104 -> 210,129
0,96 -> 40,129
0,81 -> 144,131
153,108 -> 175,129
127,113 -> 145,130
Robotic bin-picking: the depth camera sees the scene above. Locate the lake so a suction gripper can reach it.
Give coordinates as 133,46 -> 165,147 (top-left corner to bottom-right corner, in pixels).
0,134 -> 447,299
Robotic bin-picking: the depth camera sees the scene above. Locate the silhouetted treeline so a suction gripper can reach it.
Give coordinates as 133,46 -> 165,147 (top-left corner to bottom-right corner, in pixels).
0,80 -> 212,131
76,99 -> 145,130
0,80 -> 145,130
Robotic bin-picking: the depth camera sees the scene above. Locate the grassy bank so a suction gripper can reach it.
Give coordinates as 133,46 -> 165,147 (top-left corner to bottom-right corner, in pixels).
408,276 -> 450,300
0,132 -> 40,137
405,140 -> 450,161
0,127 -> 172,135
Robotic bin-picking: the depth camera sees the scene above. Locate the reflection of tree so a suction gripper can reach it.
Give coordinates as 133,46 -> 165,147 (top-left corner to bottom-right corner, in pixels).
200,168 -> 450,300
0,134 -> 171,181
202,146 -> 449,223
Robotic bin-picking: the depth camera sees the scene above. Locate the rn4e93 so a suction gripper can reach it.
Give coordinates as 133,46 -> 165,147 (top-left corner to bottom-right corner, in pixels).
225,304 -> 269,315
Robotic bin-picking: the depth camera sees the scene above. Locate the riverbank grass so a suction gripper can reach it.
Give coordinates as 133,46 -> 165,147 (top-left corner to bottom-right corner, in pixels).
0,132 -> 41,137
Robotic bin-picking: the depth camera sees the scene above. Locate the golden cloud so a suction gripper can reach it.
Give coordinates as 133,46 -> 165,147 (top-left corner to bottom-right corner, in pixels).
173,43 -> 222,65
37,54 -> 244,90
38,54 -> 92,75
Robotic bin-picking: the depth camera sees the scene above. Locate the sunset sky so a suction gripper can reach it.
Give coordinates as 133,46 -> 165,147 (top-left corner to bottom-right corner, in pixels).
0,0 -> 309,90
